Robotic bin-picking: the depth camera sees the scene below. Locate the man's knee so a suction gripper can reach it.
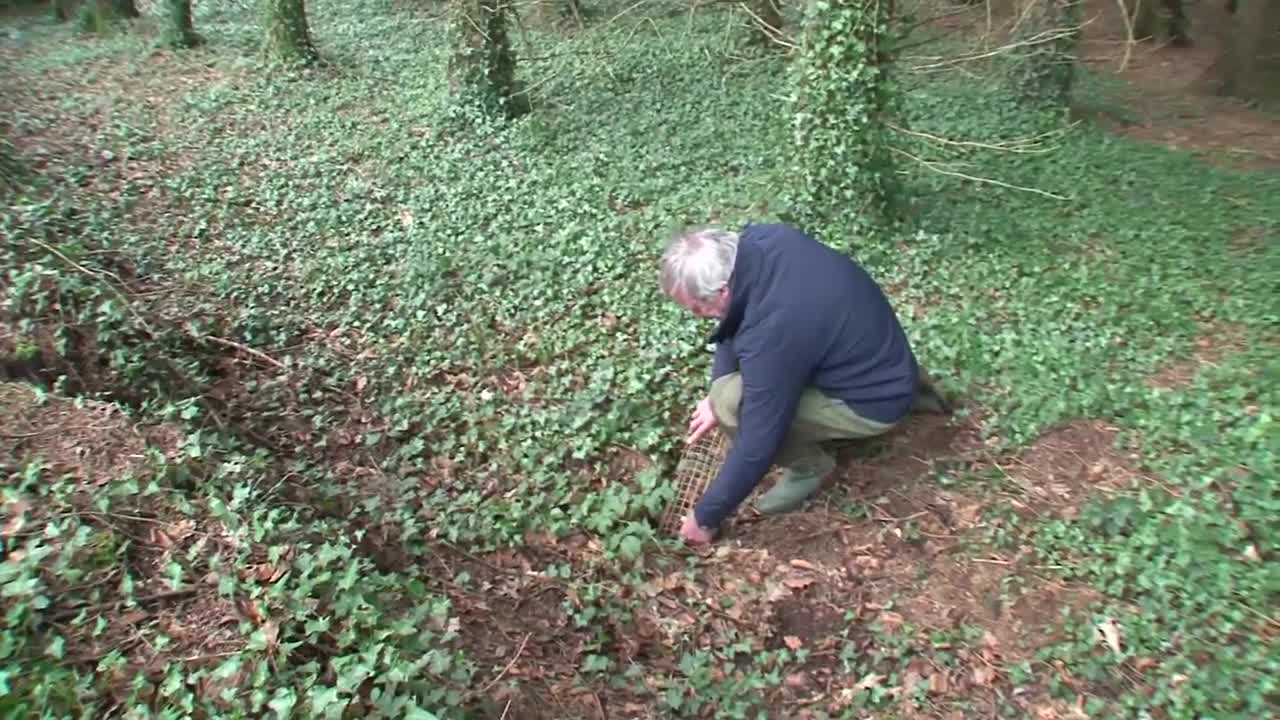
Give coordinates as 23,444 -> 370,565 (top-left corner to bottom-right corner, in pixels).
708,373 -> 743,427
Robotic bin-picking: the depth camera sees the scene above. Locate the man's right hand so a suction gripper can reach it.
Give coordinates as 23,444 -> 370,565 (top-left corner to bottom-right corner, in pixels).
687,396 -> 717,444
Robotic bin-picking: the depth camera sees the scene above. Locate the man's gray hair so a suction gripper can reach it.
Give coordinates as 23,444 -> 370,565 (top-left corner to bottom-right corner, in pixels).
659,227 -> 740,301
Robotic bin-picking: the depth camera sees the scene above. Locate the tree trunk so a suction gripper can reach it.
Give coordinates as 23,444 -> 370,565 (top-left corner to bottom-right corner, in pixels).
113,0 -> 139,17
53,0 -> 71,22
263,0 -> 318,65
448,0 -> 526,117
530,0 -> 582,27
788,0 -> 898,235
162,0 -> 199,48
1008,0 -> 1080,112
1205,0 -> 1280,103
1125,0 -> 1189,45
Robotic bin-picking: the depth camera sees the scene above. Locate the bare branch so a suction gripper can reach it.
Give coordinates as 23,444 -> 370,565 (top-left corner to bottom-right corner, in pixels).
887,121 -> 1080,155
889,146 -> 1070,200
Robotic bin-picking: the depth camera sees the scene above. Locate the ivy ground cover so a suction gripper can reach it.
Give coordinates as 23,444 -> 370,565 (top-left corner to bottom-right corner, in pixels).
1,0 -> 1277,717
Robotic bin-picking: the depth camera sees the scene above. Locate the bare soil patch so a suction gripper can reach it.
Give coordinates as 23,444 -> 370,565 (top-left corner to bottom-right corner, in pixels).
996,418 -> 1148,518
639,410 -> 1149,717
920,0 -> 1280,168
1148,319 -> 1249,389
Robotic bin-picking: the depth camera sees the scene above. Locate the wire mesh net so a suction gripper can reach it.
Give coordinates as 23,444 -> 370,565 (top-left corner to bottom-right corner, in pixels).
660,427 -> 730,534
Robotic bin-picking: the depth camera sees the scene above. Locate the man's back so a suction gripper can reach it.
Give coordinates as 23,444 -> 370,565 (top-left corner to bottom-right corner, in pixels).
725,223 -> 918,424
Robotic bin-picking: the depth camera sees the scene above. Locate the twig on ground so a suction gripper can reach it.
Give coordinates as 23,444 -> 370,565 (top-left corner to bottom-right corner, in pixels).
479,632 -> 532,696
201,334 -> 288,370
890,146 -> 1070,200
27,236 -> 153,334
904,19 -> 1093,72
49,587 -> 199,622
888,121 -> 1076,155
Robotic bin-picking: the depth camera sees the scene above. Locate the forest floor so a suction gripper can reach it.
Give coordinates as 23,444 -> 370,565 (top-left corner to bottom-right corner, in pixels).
1,0 -> 1276,718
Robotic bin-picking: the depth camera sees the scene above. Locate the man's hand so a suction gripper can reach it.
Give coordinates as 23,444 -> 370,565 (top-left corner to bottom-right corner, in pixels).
680,511 -> 715,545
687,396 -> 717,444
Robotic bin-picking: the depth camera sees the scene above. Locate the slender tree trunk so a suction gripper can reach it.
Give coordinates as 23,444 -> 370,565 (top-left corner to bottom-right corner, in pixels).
263,0 -> 318,65
448,0 -> 526,117
1008,0 -> 1080,112
1205,0 -> 1280,103
1125,0 -> 1189,45
530,0 -> 582,27
162,0 -> 199,48
113,0 -> 139,17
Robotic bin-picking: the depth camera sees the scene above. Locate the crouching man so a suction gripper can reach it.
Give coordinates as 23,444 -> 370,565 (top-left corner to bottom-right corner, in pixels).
659,223 -> 949,544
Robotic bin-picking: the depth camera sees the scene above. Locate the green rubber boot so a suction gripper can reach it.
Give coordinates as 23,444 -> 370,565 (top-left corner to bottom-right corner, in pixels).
756,452 -> 835,514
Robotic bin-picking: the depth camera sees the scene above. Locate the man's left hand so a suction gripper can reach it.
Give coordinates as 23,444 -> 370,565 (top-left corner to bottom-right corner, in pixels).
680,512 -> 715,545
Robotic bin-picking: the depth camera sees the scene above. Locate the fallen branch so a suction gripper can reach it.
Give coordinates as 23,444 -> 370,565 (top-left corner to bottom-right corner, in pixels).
201,334 -> 288,371
890,146 -> 1070,200
477,632 -> 532,696
49,587 -> 199,622
888,121 -> 1077,155
904,17 -> 1094,72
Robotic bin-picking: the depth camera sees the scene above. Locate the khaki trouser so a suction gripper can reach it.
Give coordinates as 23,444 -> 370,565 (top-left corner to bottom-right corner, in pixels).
708,372 -> 899,474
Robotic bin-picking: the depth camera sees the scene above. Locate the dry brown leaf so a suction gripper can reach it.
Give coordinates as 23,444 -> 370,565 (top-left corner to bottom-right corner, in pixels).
853,673 -> 884,692
852,555 -> 881,571
149,526 -> 174,548
1096,617 -> 1123,654
784,672 -> 809,689
783,575 -> 816,590
1087,462 -> 1107,482
789,559 -> 817,571
982,630 -> 1000,648
255,564 -> 286,583
783,635 -> 803,650
262,621 -> 280,650
355,375 -> 369,393
929,672 -> 950,694
973,664 -> 997,686
1133,657 -> 1158,672
242,600 -> 266,625
1,501 -> 28,538
876,611 -> 904,632
118,610 -> 148,625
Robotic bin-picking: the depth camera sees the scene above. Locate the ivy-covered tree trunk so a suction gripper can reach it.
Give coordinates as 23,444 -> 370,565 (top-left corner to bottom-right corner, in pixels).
1205,0 -> 1280,104
788,0 -> 898,235
263,0 -> 318,65
448,0 -> 526,117
162,0 -> 200,48
1008,0 -> 1080,112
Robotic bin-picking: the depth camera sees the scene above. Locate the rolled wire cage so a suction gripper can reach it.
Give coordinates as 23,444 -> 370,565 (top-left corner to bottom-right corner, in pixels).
660,427 -> 730,534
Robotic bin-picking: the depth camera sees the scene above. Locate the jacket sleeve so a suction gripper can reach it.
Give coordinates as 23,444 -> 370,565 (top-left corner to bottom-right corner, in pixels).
710,339 -> 736,382
693,343 -> 807,528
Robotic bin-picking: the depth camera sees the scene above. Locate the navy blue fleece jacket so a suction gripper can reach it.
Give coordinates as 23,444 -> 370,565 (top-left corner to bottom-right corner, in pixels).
694,223 -> 919,528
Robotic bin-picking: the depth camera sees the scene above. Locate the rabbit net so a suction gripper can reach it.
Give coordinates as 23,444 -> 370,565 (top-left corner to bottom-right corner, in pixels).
659,428 -> 729,534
